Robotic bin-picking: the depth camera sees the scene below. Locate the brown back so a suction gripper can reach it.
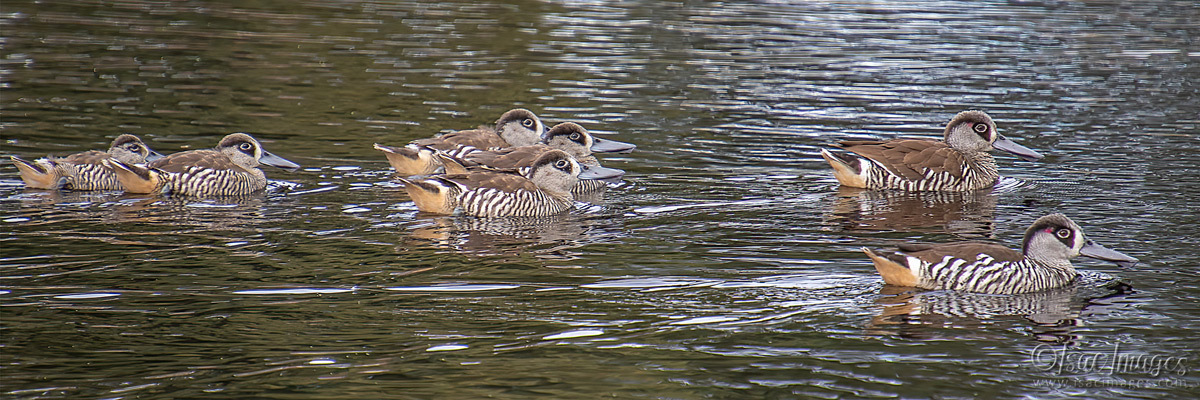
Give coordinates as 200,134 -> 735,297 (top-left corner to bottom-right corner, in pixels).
839,139 -> 966,180
896,242 -> 1024,263
447,170 -> 540,194
460,145 -> 555,169
149,149 -> 249,174
61,150 -> 112,165
414,127 -> 507,151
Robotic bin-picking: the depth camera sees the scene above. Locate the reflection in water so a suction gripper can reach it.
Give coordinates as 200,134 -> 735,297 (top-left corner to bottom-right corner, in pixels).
402,210 -> 618,258
1,179 -> 315,243
106,195 -> 271,228
827,186 -> 997,238
866,272 -> 1134,342
4,187 -> 126,209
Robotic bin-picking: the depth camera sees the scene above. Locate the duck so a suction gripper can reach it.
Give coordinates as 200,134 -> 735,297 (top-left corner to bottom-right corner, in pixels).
10,134 -> 164,190
437,122 -> 629,194
107,133 -> 299,197
374,108 -> 546,176
820,110 -> 1043,191
862,213 -> 1138,294
399,149 -> 610,217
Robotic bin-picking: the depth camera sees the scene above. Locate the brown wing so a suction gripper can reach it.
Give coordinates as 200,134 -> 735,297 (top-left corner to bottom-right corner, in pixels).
414,126 -> 507,150
61,150 -> 112,165
461,145 -> 554,169
449,170 -> 539,194
839,139 -> 965,180
149,150 -> 248,174
898,242 -> 1024,263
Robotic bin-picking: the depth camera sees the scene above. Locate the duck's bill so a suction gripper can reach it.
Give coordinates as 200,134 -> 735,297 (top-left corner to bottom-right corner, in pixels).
1080,240 -> 1138,267
145,149 -> 165,163
578,163 -> 625,181
590,137 -> 636,153
261,151 -> 301,172
993,135 -> 1043,161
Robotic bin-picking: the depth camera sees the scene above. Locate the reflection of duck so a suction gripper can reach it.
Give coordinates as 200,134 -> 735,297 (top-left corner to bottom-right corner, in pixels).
105,195 -> 272,228
820,111 -> 1042,191
863,213 -> 1138,294
404,213 -> 595,257
109,133 -> 299,197
866,272 -> 1133,340
828,186 -> 996,238
11,134 -> 163,190
2,188 -> 275,235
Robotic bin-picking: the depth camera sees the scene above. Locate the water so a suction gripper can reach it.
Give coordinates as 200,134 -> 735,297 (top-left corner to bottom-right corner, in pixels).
2,0 -> 1198,398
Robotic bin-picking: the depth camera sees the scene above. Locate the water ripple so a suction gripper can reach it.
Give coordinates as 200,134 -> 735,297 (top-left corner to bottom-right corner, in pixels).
1,0 -> 1196,398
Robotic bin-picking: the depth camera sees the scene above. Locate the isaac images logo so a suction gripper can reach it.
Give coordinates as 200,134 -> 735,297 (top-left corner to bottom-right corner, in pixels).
1027,343 -> 1196,390
1029,343 -> 1188,377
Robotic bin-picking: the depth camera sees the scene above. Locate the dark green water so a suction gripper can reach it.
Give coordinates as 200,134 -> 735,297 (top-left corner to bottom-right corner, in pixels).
2,0 -> 1198,398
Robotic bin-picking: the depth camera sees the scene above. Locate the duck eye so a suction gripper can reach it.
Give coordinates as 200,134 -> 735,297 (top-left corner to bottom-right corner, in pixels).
522,118 -> 535,128
1056,228 -> 1071,239
554,159 -> 569,169
126,144 -> 141,152
973,123 -> 988,134
239,142 -> 254,151
569,132 -> 581,141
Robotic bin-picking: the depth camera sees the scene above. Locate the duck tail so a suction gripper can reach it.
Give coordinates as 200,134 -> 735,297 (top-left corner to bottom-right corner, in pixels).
374,143 -> 441,176
105,159 -> 162,194
434,152 -> 469,175
11,156 -> 67,189
862,247 -> 918,287
821,148 -> 868,188
398,177 -> 457,214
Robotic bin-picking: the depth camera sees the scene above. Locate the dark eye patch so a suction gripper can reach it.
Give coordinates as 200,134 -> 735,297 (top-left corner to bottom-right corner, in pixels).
1054,227 -> 1074,247
1026,222 -> 1075,253
972,123 -> 991,140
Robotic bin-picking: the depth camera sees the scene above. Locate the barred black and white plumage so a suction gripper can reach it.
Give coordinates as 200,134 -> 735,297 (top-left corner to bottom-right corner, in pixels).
400,149 -> 615,217
863,213 -> 1139,294
56,162 -> 128,191
459,185 -> 574,217
821,110 -> 1043,191
856,151 -> 999,191
573,176 -> 611,194
10,134 -> 162,191
157,165 -> 270,197
108,133 -> 299,197
897,252 -> 1079,294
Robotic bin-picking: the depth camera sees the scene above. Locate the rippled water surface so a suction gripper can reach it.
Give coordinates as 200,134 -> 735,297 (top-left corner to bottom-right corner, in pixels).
2,1 -> 1198,398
